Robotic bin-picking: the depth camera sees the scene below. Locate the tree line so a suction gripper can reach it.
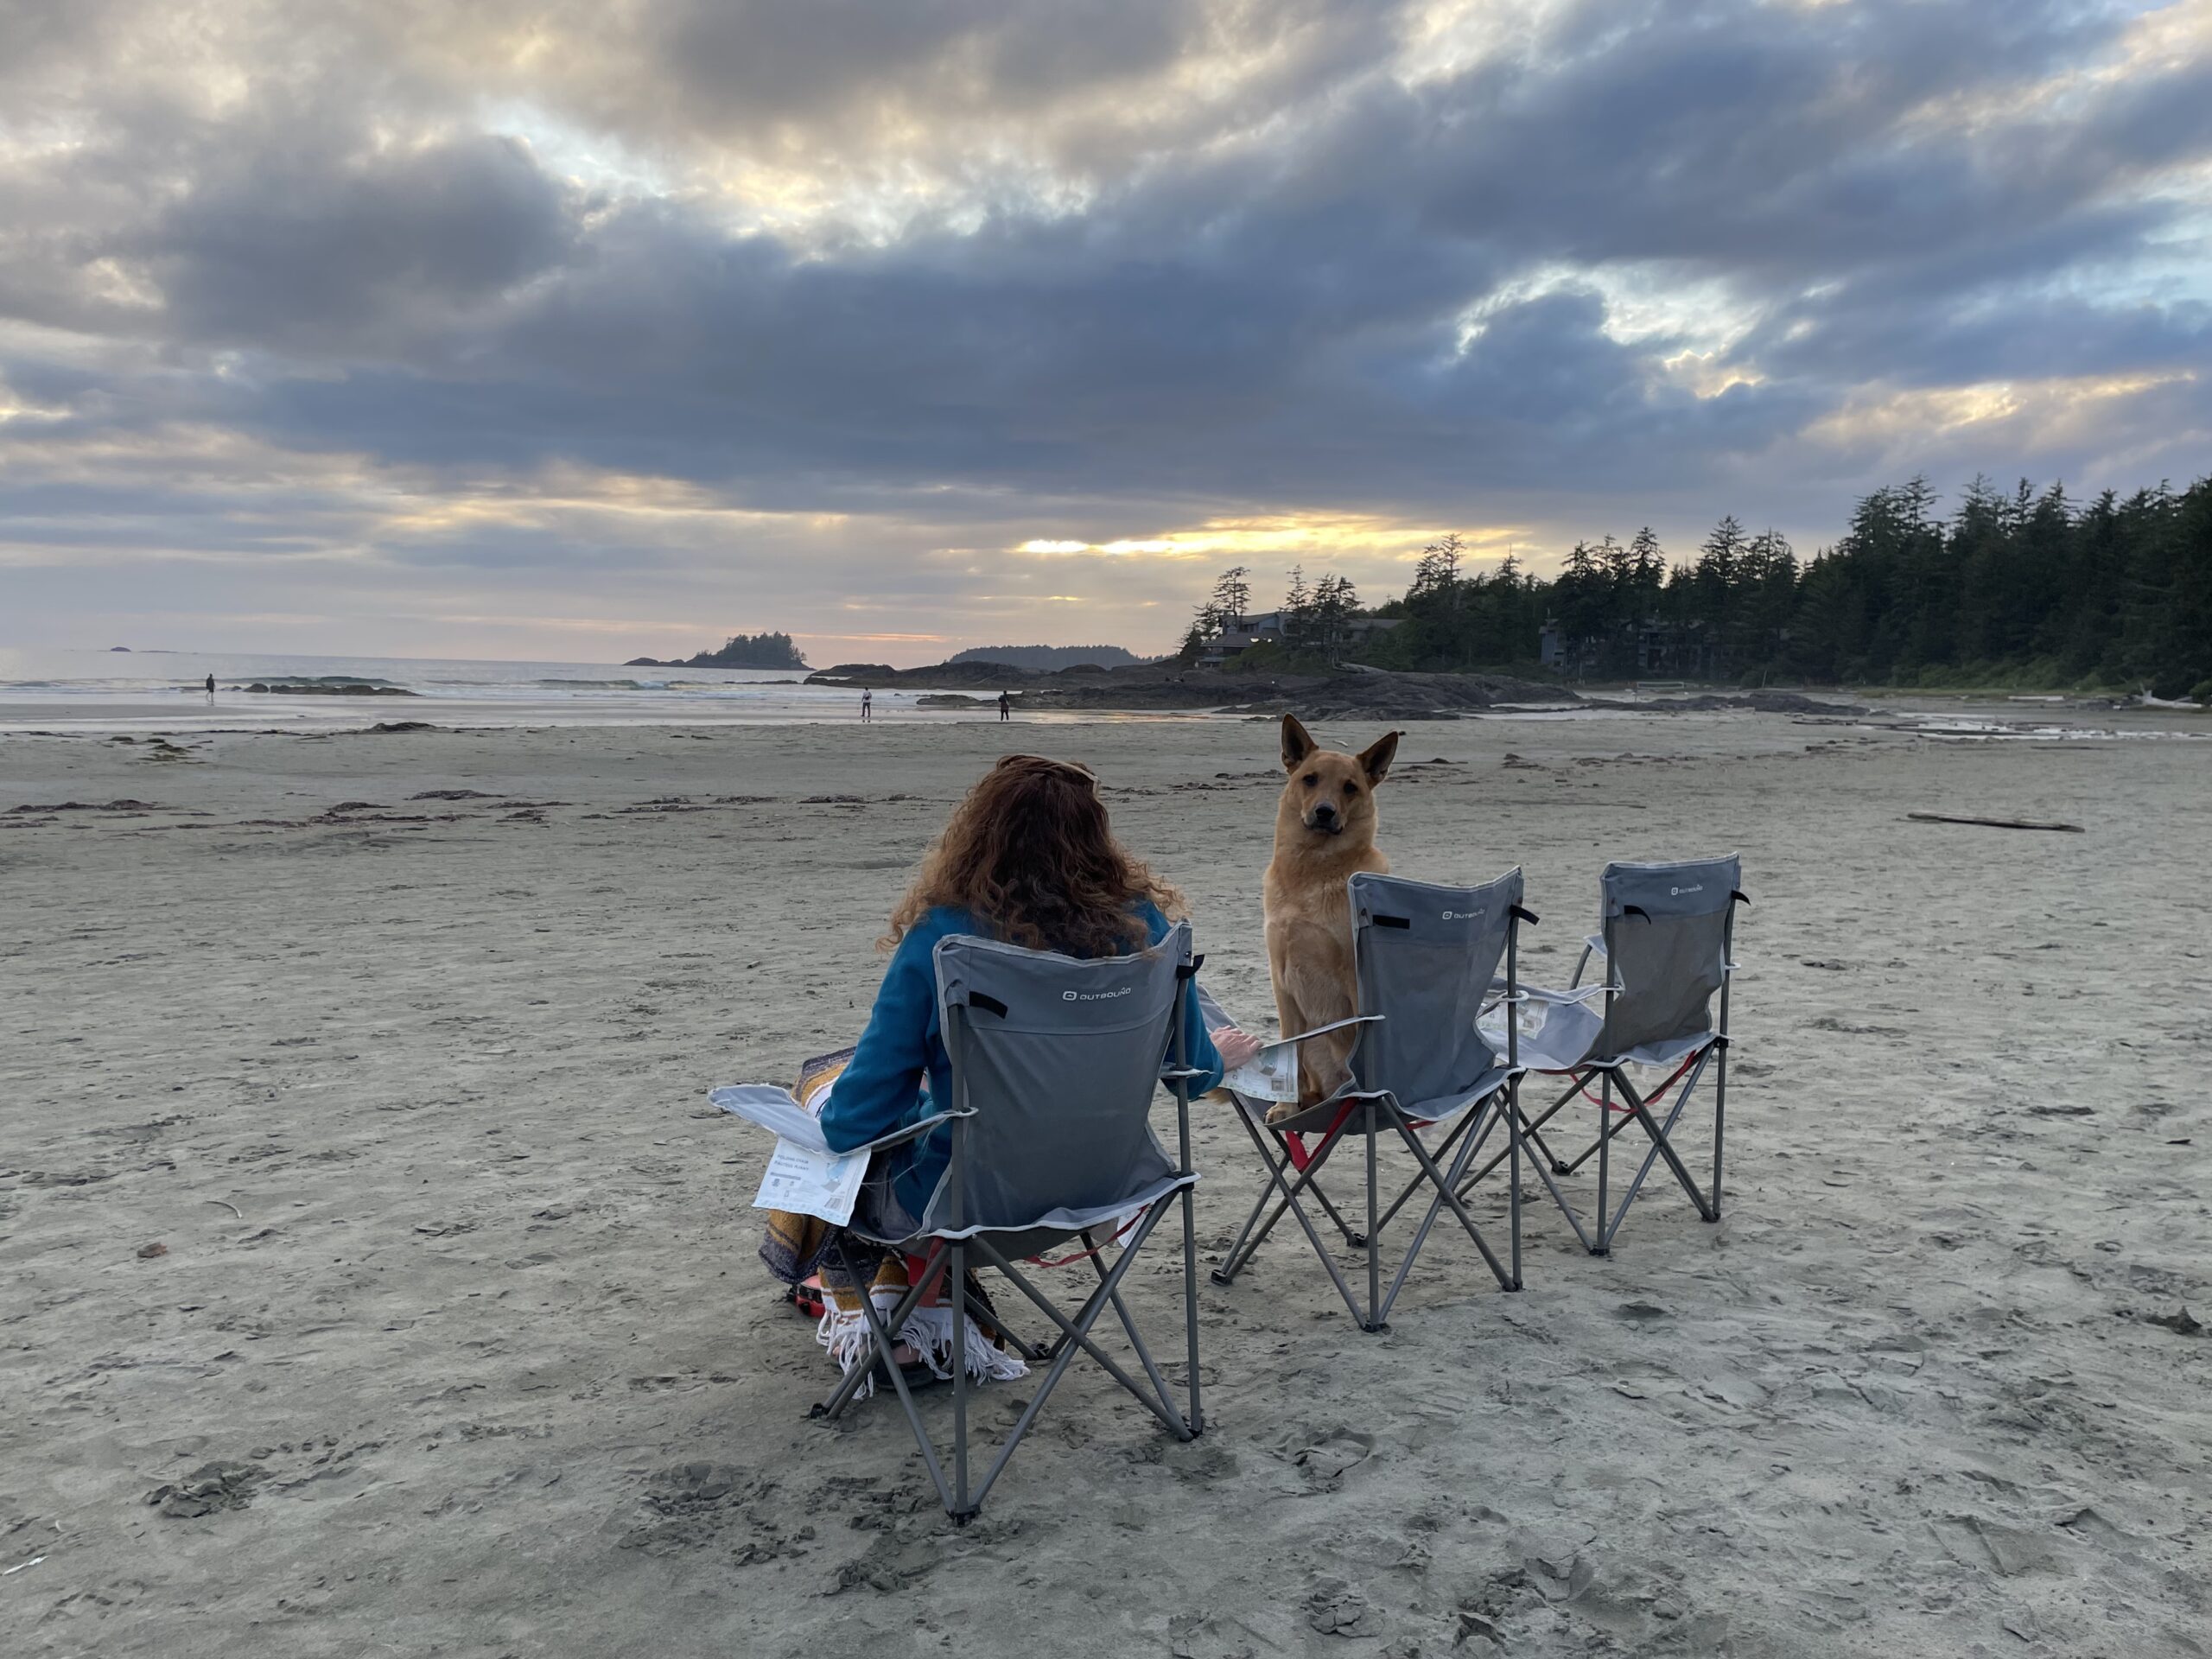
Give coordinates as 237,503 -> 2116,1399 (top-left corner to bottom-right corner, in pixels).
1186,474 -> 2212,697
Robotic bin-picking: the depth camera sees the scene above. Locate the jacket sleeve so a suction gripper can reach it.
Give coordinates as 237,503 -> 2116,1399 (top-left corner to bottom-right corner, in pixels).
1142,904 -> 1224,1094
1176,980 -> 1225,1095
817,928 -> 938,1153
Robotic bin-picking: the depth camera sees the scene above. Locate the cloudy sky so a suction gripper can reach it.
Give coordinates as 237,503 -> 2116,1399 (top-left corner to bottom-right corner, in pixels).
3,0 -> 2208,665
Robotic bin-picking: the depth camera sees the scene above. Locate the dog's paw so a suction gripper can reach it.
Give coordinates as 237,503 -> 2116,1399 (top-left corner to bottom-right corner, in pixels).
1265,1099 -> 1303,1127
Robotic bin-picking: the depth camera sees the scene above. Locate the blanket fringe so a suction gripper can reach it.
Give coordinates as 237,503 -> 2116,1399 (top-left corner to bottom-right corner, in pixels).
817,1299 -> 1028,1399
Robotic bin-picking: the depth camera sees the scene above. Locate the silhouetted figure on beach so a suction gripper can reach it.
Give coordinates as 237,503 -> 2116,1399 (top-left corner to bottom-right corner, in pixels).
997,690 -> 1011,722
861,689 -> 873,723
205,673 -> 216,704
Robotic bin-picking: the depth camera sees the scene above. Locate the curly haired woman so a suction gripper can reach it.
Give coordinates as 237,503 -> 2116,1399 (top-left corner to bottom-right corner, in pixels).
760,753 -> 1260,1389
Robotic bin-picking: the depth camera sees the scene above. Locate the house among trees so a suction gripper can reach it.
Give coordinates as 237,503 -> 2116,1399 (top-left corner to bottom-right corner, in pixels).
1195,607 -> 1284,665
1187,568 -> 1401,665
1541,614 -> 1727,677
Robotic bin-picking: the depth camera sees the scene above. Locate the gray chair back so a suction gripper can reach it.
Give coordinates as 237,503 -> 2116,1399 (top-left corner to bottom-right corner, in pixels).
925,924 -> 1189,1236
1597,855 -> 1740,1059
1348,869 -> 1522,1120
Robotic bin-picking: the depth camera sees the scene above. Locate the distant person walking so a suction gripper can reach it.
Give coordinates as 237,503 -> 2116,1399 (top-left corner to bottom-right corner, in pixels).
205,673 -> 216,705
861,689 -> 873,723
997,690 -> 1012,723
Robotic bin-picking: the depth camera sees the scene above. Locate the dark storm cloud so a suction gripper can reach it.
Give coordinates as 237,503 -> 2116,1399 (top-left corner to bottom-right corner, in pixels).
3,0 -> 2209,656
1413,1 -> 2132,271
137,134 -> 576,347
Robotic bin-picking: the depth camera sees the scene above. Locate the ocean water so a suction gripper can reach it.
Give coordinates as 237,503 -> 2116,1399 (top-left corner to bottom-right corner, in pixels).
4,646 -> 2200,739
0,646 -> 1042,731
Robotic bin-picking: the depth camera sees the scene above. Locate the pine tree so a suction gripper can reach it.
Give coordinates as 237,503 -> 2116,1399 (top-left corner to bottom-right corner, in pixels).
1211,566 -> 1252,630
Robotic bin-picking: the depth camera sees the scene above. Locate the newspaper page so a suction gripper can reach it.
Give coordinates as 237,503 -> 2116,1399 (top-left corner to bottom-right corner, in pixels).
750,1050 -> 868,1225
1219,1015 -> 1378,1103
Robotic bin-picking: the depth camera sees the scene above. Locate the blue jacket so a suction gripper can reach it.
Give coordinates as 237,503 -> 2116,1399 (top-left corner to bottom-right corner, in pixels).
818,902 -> 1224,1216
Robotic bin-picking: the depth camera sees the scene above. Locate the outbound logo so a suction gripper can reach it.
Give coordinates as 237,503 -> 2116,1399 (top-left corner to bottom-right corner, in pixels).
1440,910 -> 1484,922
1669,883 -> 1703,897
1063,986 -> 1135,1002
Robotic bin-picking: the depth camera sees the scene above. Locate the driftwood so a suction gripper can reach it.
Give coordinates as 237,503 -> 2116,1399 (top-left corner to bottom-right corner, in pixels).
1906,811 -> 2084,834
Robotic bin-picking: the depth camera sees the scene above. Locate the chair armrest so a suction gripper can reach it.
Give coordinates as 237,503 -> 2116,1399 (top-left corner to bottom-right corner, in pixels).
1568,935 -> 1607,989
859,1111 -> 969,1153
1275,1014 -> 1383,1047
1520,982 -> 1612,1007
709,1085 -> 967,1155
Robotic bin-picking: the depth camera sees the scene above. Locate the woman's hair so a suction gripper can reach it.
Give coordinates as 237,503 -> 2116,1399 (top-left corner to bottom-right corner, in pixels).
882,755 -> 1184,957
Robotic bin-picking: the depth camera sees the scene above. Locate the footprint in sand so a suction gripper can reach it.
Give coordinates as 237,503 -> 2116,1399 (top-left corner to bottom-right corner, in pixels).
1287,1426 -> 1375,1489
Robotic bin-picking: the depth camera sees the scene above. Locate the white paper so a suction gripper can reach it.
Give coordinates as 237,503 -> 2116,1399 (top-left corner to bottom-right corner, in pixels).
1221,1045 -> 1302,1103
1220,1015 -> 1379,1103
750,1071 -> 867,1225
753,1137 -> 868,1225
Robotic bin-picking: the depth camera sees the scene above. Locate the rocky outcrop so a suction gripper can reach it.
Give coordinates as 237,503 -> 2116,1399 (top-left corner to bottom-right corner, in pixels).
244,682 -> 416,696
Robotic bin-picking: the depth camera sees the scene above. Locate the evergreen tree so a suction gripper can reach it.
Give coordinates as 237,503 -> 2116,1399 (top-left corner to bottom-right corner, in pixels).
1212,566 -> 1253,629
1412,533 -> 1465,601
1257,473 -> 2212,696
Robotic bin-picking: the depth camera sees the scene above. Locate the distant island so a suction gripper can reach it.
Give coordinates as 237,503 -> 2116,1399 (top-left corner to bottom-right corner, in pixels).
949,644 -> 1144,670
627,631 -> 809,670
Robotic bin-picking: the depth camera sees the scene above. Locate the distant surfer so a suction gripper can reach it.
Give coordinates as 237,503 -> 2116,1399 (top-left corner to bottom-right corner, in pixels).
861,688 -> 873,723
205,673 -> 216,705
997,690 -> 1011,723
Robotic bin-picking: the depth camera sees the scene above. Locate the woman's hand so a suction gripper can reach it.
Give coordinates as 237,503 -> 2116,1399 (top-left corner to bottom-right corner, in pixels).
1210,1026 -> 1264,1069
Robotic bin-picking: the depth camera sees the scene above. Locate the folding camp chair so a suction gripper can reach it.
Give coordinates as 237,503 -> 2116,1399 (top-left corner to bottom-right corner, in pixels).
1209,870 -> 1534,1331
716,924 -> 1207,1522
1471,855 -> 1745,1256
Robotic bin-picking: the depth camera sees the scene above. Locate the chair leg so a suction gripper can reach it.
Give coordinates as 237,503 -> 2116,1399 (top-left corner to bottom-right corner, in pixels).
848,1252 -> 957,1516
962,1208 -> 1191,1514
1086,1235 -> 1183,1432
1552,1099 -> 1643,1178
1364,1104 -> 1382,1331
1179,1185 -> 1204,1433
1242,1117 -> 1372,1327
814,1199 -> 1210,1523
1510,1099 -> 1600,1255
977,1229 -> 1190,1438
1211,1173 -> 1275,1286
1507,1074 -> 1523,1290
1594,1071 -> 1612,1255
1599,1056 -> 1717,1250
950,1239 -> 971,1522
1373,1104 -> 1482,1325
1493,1077 -> 1581,1176
1374,1108 -> 1488,1236
1212,1109 -> 1362,1288
1384,1109 -> 1512,1291
1362,1096 -> 1519,1327
1308,1173 -> 1368,1250
1711,1039 -> 1728,1222
965,1284 -> 1047,1363
813,1241 -> 944,1421
1458,1086 -> 1570,1194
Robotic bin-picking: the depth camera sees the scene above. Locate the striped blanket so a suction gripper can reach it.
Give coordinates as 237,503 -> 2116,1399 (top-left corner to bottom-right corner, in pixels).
755,1048 -> 1024,1394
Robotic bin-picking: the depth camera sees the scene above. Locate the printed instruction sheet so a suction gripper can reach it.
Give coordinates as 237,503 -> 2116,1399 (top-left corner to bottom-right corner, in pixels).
1220,1015 -> 1378,1103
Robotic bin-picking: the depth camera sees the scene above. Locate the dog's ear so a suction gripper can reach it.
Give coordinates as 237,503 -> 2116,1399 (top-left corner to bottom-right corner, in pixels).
1357,729 -> 1401,785
1281,714 -> 1318,772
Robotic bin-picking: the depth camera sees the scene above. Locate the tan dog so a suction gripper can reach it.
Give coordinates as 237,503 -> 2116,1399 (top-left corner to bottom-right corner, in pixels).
1262,715 -> 1400,1121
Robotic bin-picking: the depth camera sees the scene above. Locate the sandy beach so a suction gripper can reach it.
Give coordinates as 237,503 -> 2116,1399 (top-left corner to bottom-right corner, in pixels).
4,705 -> 2208,1657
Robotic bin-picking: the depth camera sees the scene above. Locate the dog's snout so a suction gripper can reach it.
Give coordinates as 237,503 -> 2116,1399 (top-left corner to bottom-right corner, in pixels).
1308,801 -> 1339,831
